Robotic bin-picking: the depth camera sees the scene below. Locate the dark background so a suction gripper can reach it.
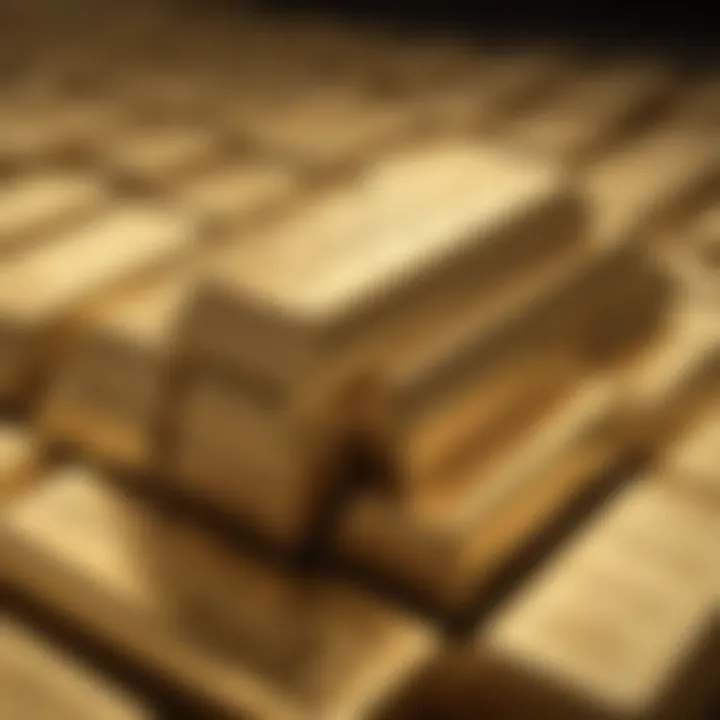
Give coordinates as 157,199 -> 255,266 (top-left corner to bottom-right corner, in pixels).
242,0 -> 718,63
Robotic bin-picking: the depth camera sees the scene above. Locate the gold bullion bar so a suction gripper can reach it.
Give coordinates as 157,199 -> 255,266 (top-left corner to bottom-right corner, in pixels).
171,243 -> 585,514
572,124 -> 720,363
176,160 -> 299,233
181,140 -> 583,389
357,192 -> 671,492
102,124 -> 221,191
614,306 -> 720,449
39,162 -> 300,467
0,423 -> 41,500
171,143 -> 583,542
0,172 -> 108,258
0,205 -> 199,401
503,62 -> 673,166
408,47 -> 568,135
38,273 -> 191,466
237,87 -> 414,172
439,479 -> 720,720
0,98 -> 129,167
673,77 -> 720,130
0,466 -> 438,720
676,206 -> 720,301
366,248 -> 599,491
582,123 -> 720,247
0,618 -> 151,720
335,378 -> 624,614
660,405 -> 720,504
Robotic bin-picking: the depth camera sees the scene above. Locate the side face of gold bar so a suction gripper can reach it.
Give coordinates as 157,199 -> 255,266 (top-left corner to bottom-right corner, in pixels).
335,379 -> 623,613
458,480 -> 720,720
0,205 -> 198,400
0,618 -> 151,720
0,466 -> 436,720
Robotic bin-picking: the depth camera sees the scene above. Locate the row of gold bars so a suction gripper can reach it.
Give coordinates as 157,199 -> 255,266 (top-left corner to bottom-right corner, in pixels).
0,4 -> 719,719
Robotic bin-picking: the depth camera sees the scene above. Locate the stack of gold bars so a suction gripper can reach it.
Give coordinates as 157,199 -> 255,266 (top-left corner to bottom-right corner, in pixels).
0,1 -> 719,718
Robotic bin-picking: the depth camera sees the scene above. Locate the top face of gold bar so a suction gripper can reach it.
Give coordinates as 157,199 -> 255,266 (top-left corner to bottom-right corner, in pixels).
202,141 -> 575,325
0,619 -> 150,720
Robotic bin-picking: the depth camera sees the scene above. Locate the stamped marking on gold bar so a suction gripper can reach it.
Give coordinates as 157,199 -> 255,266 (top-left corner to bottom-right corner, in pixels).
461,479 -> 720,720
0,466 -> 437,720
0,618 -> 151,720
0,205 -> 198,400
0,172 -> 108,258
336,379 -> 623,613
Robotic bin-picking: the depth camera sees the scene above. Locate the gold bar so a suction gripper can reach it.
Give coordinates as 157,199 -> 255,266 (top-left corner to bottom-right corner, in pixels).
583,124 -> 720,246
0,172 -> 108,258
0,618 -> 151,720
40,163 -> 300,467
237,87 -> 413,171
103,124 -> 221,191
0,466 -> 437,720
660,406 -> 720,503
0,205 -> 199,401
682,206 -> 720,295
335,378 -> 624,614
38,274 -> 189,466
0,98 -> 128,167
615,307 -> 720,449
172,230 -> 661,545
171,143 -> 583,541
408,48 -> 567,134
176,161 -> 299,232
504,62 -> 673,165
444,479 -> 720,719
181,141 -> 583,388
